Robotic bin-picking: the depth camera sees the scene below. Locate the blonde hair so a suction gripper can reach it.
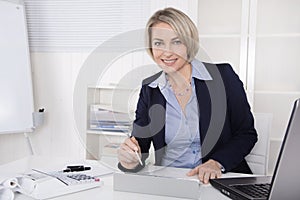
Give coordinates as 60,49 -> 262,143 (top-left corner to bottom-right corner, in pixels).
145,7 -> 199,62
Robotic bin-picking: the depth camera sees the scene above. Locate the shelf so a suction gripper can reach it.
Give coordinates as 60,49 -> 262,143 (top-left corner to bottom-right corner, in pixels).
87,129 -> 129,137
86,85 -> 137,160
102,142 -> 122,157
88,84 -> 136,90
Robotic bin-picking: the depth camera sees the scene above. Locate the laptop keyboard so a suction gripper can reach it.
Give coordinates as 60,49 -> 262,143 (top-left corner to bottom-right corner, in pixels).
232,183 -> 270,199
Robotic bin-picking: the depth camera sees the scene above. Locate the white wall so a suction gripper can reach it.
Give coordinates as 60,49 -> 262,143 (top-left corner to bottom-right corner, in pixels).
252,0 -> 300,174
0,53 -> 88,164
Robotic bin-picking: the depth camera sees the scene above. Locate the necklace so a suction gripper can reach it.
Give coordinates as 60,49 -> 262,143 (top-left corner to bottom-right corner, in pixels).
166,76 -> 192,96
172,85 -> 191,96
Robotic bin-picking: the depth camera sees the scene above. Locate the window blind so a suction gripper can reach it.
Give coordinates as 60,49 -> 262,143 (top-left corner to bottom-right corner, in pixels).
24,0 -> 150,52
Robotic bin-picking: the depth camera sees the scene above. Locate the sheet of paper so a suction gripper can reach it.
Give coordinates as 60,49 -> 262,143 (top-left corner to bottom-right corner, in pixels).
83,160 -> 114,177
136,165 -> 200,182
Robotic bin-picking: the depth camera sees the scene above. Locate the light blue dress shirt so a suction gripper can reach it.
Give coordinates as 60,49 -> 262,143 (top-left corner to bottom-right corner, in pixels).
148,60 -> 212,168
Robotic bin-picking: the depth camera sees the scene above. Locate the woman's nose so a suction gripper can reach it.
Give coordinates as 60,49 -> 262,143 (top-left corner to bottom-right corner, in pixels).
162,49 -> 173,57
162,44 -> 174,56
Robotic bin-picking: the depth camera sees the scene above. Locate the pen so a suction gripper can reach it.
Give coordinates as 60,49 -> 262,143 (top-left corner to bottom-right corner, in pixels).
63,165 -> 91,172
134,150 -> 143,166
130,136 -> 143,166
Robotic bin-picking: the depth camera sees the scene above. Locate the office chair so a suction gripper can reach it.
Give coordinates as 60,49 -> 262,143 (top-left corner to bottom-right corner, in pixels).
246,113 -> 272,175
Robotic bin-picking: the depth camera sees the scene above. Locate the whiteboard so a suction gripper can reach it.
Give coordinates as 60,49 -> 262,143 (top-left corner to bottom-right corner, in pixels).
0,0 -> 34,134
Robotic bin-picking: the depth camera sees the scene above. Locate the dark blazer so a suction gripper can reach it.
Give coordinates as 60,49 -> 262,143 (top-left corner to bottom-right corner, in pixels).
118,62 -> 257,174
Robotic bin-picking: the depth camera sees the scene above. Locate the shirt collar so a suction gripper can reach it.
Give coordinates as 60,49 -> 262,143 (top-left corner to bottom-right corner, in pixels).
148,59 -> 212,88
148,71 -> 168,89
191,59 -> 213,81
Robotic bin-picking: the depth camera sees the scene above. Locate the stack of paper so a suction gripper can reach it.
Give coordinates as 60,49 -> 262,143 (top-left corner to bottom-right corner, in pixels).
89,105 -> 132,133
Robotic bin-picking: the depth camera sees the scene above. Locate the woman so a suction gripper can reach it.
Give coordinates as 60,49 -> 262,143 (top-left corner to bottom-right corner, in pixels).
117,7 -> 257,184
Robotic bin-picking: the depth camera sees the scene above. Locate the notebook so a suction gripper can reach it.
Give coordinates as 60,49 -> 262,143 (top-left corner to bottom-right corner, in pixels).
210,98 -> 300,200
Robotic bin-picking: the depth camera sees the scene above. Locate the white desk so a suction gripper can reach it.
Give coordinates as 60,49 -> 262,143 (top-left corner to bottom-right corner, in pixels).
0,156 -> 252,200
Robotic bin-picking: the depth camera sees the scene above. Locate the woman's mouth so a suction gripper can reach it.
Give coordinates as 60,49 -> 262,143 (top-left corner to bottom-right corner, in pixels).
162,58 -> 177,66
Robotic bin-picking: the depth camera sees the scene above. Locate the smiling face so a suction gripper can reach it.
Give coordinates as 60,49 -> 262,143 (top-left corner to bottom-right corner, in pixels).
150,22 -> 190,74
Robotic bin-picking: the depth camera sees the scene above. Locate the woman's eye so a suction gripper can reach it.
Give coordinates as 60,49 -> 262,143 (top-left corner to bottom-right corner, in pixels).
153,41 -> 162,46
173,40 -> 182,45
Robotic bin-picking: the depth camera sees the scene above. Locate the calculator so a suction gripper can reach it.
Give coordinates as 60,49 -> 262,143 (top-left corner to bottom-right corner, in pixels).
50,172 -> 100,186
29,169 -> 103,199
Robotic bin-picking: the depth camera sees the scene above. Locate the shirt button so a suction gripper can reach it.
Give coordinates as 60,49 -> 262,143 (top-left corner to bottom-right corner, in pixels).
193,150 -> 196,154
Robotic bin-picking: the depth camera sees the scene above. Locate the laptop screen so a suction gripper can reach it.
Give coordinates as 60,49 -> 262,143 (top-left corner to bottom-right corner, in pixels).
268,99 -> 300,199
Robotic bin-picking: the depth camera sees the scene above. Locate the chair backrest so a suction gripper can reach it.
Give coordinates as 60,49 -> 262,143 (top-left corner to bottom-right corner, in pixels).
245,113 -> 272,175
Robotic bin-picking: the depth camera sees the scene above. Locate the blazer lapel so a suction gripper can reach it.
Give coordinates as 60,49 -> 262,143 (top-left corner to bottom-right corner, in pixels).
149,87 -> 166,165
194,79 -> 211,145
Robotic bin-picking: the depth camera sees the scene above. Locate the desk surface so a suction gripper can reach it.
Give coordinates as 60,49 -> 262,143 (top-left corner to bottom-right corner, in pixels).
0,156 -> 252,200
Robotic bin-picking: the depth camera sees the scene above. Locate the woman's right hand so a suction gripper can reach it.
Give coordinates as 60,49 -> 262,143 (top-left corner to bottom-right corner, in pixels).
117,136 -> 142,169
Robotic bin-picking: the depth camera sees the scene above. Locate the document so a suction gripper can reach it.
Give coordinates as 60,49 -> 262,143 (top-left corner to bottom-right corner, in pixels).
137,165 -> 200,181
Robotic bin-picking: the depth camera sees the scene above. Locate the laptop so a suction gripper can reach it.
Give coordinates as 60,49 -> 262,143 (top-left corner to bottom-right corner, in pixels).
210,98 -> 300,200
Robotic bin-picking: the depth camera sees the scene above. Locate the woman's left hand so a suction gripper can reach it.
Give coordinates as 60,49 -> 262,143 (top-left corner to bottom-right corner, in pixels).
187,159 -> 222,184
